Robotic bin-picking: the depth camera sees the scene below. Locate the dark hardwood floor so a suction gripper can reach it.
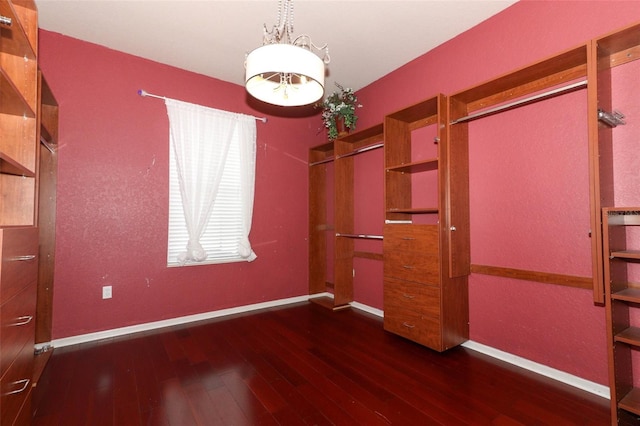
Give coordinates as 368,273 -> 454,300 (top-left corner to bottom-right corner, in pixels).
31,302 -> 609,425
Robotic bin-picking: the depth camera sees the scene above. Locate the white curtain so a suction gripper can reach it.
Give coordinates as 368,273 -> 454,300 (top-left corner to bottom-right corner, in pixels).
165,98 -> 257,265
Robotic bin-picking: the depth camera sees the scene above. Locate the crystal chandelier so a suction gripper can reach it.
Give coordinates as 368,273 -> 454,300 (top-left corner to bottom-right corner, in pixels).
245,0 -> 330,107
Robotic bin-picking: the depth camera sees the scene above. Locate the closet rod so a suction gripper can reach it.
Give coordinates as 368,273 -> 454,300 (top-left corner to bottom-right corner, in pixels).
450,80 -> 587,124
137,89 -> 268,123
335,142 -> 384,159
309,157 -> 334,166
336,233 -> 383,240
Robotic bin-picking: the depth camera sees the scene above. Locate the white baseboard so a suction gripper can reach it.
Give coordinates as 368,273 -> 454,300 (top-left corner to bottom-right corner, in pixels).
50,296 -> 610,401
350,301 -> 384,317
460,340 -> 610,400
346,303 -> 609,400
52,294 -> 312,348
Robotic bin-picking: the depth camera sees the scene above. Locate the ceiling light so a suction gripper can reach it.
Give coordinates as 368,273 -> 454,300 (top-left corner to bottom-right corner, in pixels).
245,0 -> 330,107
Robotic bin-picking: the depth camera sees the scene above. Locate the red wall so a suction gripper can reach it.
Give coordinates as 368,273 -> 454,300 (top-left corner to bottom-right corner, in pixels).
40,0 -> 640,388
351,1 -> 640,386
39,31 -> 313,339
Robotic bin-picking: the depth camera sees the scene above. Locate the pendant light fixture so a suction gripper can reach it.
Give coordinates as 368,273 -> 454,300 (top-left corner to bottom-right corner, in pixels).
245,0 -> 330,107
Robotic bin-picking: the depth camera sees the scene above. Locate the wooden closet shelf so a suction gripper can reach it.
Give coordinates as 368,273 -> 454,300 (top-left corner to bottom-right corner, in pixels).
619,388 -> 640,416
612,287 -> 640,303
611,250 -> 640,260
0,152 -> 35,177
614,326 -> 640,347
0,70 -> 36,117
387,207 -> 439,214
386,158 -> 438,174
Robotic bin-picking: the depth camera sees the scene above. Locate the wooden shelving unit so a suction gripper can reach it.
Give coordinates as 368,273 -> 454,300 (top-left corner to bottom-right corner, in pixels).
603,208 -> 640,424
383,94 -> 469,351
0,1 -> 40,422
333,124 -> 384,309
589,21 -> 640,308
309,142 -> 334,304
590,22 -> 640,424
35,72 -> 58,351
309,124 -> 384,310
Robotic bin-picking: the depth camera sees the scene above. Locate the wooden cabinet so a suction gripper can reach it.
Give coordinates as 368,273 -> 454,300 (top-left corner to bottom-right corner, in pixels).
603,208 -> 640,425
0,0 -> 43,423
383,94 -> 469,351
383,225 -> 446,350
0,227 -> 38,426
383,225 -> 439,284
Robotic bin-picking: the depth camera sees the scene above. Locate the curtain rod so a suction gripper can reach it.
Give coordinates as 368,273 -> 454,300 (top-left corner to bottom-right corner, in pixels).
137,89 -> 268,123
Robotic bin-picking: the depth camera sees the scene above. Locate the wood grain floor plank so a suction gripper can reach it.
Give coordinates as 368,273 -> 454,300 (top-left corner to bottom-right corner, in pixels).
32,302 -> 609,425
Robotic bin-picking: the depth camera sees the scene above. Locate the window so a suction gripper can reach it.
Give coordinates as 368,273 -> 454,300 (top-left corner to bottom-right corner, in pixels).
165,99 -> 257,266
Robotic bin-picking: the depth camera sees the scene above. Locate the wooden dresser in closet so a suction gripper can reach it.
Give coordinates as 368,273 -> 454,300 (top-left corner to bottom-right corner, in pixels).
1,228 -> 38,425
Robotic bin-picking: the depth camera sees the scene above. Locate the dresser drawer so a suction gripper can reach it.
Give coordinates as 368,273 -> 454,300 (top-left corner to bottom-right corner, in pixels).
384,278 -> 440,319
1,343 -> 34,426
383,307 -> 442,350
384,224 -> 439,285
0,227 -> 38,303
1,282 -> 36,378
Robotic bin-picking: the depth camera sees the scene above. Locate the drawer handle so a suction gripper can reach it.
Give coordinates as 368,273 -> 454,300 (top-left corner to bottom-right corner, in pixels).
3,379 -> 30,396
402,265 -> 414,269
9,315 -> 33,327
9,255 -> 36,262
402,322 -> 415,329
0,15 -> 11,26
402,293 -> 415,299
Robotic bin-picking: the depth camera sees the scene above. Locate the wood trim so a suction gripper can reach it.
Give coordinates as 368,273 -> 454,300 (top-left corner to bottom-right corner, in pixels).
470,264 -> 592,290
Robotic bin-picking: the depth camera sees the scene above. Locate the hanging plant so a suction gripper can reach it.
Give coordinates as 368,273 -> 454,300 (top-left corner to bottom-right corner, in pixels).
321,83 -> 362,141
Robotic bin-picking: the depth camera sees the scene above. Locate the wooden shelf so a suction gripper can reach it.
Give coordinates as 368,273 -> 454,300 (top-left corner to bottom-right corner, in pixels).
611,250 -> 640,260
386,97 -> 439,128
0,151 -> 35,177
0,69 -> 36,117
596,21 -> 640,69
39,74 -> 59,144
387,207 -> 439,214
615,327 -> 640,347
619,387 -> 640,417
612,287 -> 640,303
387,158 -> 438,174
0,1 -> 36,59
309,142 -> 334,165
337,123 -> 384,147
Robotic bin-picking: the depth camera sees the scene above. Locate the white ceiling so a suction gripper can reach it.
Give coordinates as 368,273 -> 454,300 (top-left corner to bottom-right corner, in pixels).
35,0 -> 517,94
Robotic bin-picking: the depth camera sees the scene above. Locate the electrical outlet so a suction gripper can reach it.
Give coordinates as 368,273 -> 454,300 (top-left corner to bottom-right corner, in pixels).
102,285 -> 112,299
